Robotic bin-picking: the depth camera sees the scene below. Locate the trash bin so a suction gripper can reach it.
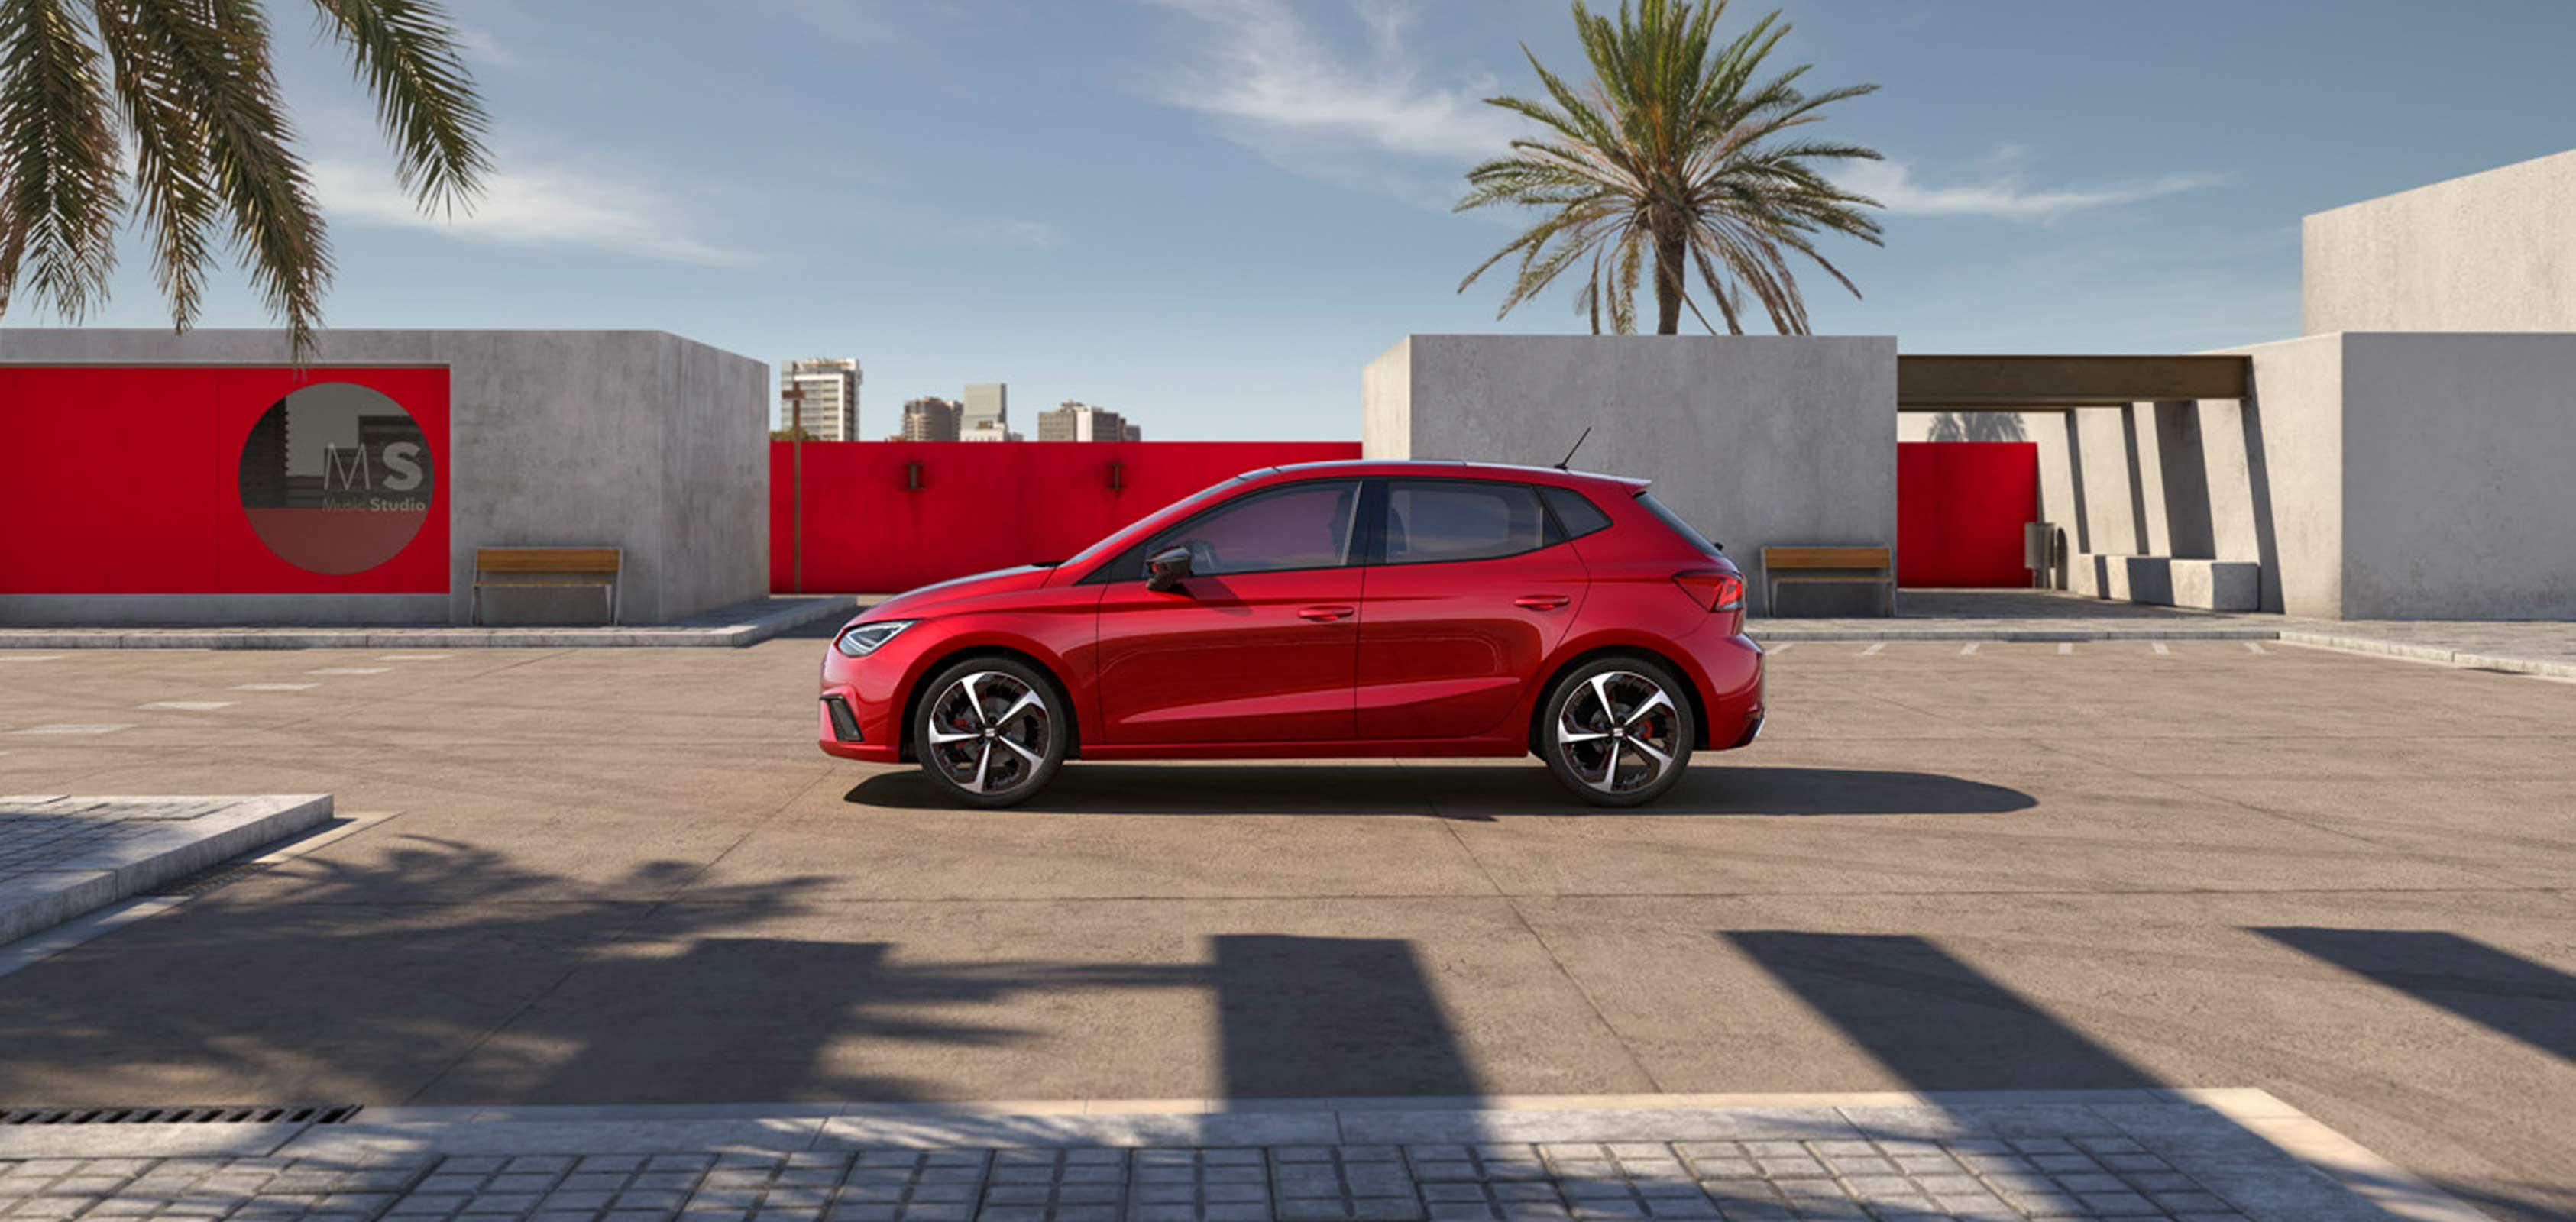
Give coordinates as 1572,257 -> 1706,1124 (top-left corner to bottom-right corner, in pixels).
2024,522 -> 2060,589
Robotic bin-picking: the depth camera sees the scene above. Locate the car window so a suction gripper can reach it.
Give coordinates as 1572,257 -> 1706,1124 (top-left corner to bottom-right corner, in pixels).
1145,480 -> 1361,577
1539,486 -> 1613,539
1636,490 -> 1723,555
1383,480 -> 1552,565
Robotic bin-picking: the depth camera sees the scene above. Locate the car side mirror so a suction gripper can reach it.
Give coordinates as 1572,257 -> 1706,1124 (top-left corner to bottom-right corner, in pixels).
1145,545 -> 1194,593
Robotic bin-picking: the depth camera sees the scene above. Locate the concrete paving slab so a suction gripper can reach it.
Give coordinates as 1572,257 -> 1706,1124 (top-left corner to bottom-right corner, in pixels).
0,794 -> 331,944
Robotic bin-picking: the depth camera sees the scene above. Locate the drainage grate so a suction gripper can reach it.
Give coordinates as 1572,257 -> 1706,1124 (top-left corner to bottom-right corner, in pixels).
2,1105 -> 362,1126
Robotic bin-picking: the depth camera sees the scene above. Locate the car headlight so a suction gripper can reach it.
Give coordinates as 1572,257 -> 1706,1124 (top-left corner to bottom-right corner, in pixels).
833,619 -> 917,657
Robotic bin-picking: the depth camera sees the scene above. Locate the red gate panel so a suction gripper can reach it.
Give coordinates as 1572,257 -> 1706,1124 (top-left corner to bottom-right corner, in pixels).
774,441 -> 1361,593
1897,441 -> 2037,587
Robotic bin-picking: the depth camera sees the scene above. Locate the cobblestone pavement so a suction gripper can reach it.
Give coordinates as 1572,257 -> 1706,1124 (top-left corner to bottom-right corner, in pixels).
0,1103 -> 2465,1222
0,1145 -> 2065,1222
0,796 -> 329,943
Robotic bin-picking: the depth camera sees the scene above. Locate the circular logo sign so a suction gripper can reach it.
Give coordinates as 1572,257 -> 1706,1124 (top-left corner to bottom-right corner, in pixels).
235,383 -> 435,574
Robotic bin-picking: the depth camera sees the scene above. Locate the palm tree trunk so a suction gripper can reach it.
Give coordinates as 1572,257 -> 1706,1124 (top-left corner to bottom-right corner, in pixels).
1652,216 -> 1687,335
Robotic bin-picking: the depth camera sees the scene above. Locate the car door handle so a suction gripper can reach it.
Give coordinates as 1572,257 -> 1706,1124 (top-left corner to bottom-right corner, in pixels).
1514,594 -> 1572,611
1296,605 -> 1356,622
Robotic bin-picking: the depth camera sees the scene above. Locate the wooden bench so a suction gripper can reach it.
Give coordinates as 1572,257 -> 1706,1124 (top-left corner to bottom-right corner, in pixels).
471,548 -> 622,626
1760,545 -> 1895,617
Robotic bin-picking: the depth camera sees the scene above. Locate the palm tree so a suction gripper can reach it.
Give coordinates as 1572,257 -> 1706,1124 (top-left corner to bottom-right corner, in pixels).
1458,0 -> 1882,335
1,0 -> 489,354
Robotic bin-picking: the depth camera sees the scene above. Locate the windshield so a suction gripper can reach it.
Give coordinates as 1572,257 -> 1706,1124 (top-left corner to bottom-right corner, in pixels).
1636,490 -> 1723,556
1057,474 -> 1253,573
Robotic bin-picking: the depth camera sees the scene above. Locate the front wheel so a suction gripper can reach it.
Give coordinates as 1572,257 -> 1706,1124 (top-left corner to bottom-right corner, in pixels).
914,658 -> 1066,808
1540,658 -> 1694,807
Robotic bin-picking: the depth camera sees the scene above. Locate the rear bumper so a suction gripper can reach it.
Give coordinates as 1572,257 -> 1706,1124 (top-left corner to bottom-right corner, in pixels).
1685,629 -> 1765,752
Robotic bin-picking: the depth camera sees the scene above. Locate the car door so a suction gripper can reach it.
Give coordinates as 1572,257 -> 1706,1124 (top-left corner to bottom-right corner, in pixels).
1354,478 -> 1589,740
1093,479 -> 1364,744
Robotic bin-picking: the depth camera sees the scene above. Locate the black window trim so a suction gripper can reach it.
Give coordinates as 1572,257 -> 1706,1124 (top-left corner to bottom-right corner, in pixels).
1364,475 -> 1578,569
1076,476 -> 1370,585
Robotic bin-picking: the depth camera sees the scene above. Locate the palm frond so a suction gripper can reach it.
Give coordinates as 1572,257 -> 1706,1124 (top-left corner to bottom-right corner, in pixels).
309,0 -> 489,213
0,0 -> 121,319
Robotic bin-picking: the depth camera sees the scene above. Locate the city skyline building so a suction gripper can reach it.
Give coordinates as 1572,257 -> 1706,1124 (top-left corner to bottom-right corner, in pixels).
963,382 -> 1008,434
1036,401 -> 1130,442
780,358 -> 861,440
960,419 -> 1022,442
894,396 -> 963,441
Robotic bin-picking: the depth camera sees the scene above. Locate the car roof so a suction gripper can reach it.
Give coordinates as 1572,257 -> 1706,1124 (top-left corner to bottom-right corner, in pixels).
1244,458 -> 1649,492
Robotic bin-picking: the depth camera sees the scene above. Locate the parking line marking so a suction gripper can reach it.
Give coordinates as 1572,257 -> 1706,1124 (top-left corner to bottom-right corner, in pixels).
2244,641 -> 2268,654
306,667 -> 390,675
1859,642 -> 1887,656
138,700 -> 238,711
1767,642 -> 1794,655
378,653 -> 451,661
0,655 -> 63,662
1959,642 -> 1980,656
2152,642 -> 2172,655
234,682 -> 319,691
10,723 -> 132,735
2057,642 -> 2075,655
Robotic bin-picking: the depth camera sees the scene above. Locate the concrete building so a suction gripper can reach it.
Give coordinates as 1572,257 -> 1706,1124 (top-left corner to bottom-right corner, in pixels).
2304,147 -> 2576,333
1123,423 -> 1143,442
2,329 -> 768,626
1375,149 -> 2576,621
895,396 -> 963,441
1037,402 -> 1128,442
963,382 -> 1008,435
1367,335 -> 1898,616
780,357 -> 861,441
960,420 -> 1022,442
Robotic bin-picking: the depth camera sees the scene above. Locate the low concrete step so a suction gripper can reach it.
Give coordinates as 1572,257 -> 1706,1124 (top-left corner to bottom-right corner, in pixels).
2070,554 -> 2260,611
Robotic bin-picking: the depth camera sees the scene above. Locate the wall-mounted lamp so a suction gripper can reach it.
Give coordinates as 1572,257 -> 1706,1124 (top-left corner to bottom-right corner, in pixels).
1107,461 -> 1125,490
905,461 -> 924,490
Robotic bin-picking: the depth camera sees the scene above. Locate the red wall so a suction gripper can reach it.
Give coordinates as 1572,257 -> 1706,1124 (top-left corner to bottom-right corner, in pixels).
1897,441 -> 2038,587
773,441 -> 1361,593
0,366 -> 451,594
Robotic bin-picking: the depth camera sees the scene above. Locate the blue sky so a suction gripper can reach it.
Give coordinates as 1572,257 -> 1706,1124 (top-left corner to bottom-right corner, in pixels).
57,0 -> 2576,438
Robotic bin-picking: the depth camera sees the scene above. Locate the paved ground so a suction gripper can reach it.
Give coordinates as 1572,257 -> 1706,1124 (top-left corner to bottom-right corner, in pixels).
0,636 -> 2569,1220
0,1091 -> 2482,1222
0,796 -> 329,942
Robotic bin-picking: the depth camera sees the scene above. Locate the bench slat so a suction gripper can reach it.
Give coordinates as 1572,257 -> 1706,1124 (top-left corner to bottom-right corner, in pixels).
474,577 -> 619,587
1763,546 -> 1891,569
476,548 -> 620,574
1772,574 -> 1895,584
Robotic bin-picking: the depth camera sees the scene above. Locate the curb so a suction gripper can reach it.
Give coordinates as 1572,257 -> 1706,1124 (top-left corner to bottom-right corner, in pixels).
0,795 -> 332,945
0,598 -> 853,651
2277,630 -> 2576,680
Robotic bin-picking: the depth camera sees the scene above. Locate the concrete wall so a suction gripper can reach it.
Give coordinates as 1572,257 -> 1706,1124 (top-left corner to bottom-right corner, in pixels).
2338,333 -> 2576,619
1365,335 -> 1899,616
1898,332 -> 2576,620
0,329 -> 769,625
2305,148 -> 2576,334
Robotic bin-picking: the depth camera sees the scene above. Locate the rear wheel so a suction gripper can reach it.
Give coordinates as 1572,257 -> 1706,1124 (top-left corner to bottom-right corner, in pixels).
1540,657 -> 1694,807
914,658 -> 1066,808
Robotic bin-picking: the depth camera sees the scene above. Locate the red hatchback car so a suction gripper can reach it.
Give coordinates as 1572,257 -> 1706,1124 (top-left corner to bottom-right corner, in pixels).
818,461 -> 1764,807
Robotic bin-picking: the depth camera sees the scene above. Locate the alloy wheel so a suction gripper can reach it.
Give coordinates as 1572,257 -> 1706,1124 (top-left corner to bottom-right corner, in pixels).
924,671 -> 1052,797
1552,670 -> 1681,797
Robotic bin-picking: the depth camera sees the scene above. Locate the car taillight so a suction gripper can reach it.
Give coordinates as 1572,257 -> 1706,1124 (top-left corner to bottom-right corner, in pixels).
1673,569 -> 1745,612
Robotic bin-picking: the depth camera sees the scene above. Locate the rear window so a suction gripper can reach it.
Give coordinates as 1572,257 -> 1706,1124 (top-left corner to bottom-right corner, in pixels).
1636,491 -> 1723,556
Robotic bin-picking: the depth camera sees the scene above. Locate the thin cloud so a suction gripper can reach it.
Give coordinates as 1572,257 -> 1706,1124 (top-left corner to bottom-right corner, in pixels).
1844,160 -> 2222,221
1150,0 -> 1522,180
311,159 -> 761,267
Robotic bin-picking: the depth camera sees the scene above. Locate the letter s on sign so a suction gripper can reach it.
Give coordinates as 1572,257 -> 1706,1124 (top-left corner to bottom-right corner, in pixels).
383,442 -> 425,491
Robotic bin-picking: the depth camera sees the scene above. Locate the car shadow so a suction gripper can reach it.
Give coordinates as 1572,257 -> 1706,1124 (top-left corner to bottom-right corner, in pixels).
843,762 -> 2034,817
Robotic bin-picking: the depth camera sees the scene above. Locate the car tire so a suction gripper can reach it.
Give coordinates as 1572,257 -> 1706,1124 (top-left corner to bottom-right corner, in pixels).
1539,655 -> 1695,808
913,657 -> 1067,808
